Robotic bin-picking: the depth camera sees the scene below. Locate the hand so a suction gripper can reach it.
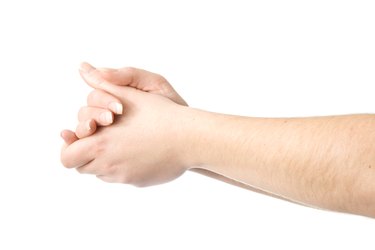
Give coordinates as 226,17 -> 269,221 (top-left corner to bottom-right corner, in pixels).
84,63 -> 187,106
61,62 -> 187,143
60,63 -> 272,196
61,84 -> 191,187
61,88 -> 124,144
60,63 -> 248,190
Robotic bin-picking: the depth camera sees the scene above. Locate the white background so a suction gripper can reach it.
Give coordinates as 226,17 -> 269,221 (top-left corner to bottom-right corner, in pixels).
0,0 -> 374,249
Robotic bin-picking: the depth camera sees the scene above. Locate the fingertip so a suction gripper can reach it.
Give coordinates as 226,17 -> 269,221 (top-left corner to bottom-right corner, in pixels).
108,102 -> 123,115
60,130 -> 78,145
99,111 -> 114,125
79,63 -> 112,91
97,67 -> 117,73
60,129 -> 71,139
88,119 -> 97,133
76,119 -> 97,139
60,134 -> 97,169
79,62 -> 96,73
60,130 -> 66,139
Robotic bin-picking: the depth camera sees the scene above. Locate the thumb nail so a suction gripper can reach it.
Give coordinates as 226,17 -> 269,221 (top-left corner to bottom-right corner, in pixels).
84,73 -> 103,86
80,62 -> 95,74
97,67 -> 114,73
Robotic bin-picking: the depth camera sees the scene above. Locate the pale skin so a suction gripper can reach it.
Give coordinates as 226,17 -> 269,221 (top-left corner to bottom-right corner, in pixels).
61,63 -> 375,218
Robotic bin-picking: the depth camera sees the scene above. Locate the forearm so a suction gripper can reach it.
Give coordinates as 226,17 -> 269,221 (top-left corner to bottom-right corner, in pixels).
190,168 -> 298,204
180,109 -> 375,217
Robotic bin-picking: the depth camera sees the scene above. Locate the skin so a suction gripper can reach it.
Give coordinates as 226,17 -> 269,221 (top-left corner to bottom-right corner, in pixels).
62,63 -> 289,201
61,63 -> 375,218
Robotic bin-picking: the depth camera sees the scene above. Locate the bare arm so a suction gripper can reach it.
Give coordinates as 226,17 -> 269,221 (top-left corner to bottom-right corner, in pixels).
181,110 -> 375,217
61,63 -> 375,218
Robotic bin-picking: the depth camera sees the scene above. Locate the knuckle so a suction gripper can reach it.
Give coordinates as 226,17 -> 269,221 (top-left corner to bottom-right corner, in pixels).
121,169 -> 138,185
119,174 -> 132,184
76,167 -> 85,174
60,152 -> 74,169
103,162 -> 116,176
92,136 -> 106,155
121,66 -> 136,75
98,176 -> 110,183
107,166 -> 133,184
155,73 -> 167,83
133,182 -> 147,188
87,90 -> 97,104
120,67 -> 136,83
75,127 -> 85,139
87,89 -> 103,105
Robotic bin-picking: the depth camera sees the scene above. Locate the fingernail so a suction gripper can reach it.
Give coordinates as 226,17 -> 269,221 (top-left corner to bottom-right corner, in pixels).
108,102 -> 123,115
79,62 -> 95,74
86,120 -> 93,131
97,67 -> 113,73
84,72 -> 104,86
100,112 -> 113,125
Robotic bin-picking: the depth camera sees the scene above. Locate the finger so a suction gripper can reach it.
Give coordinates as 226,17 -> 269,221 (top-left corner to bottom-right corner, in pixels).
60,136 -> 99,168
79,63 -> 154,105
96,175 -> 117,183
79,64 -> 134,100
87,89 -> 123,115
60,129 -> 78,145
97,65 -> 188,106
79,62 -> 187,106
76,159 -> 100,175
76,160 -> 116,177
80,62 -> 157,90
75,119 -> 97,139
78,62 -> 100,89
97,66 -> 158,91
79,62 -> 119,93
78,106 -> 114,126
79,62 -> 163,95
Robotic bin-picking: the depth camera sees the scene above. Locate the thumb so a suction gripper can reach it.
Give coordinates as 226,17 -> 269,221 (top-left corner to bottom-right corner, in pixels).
79,62 -> 137,101
97,66 -> 188,106
79,62 -> 104,89
80,63 -> 159,91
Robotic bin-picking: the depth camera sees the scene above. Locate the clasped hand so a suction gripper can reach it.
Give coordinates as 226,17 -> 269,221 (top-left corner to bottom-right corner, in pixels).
61,63 -> 190,186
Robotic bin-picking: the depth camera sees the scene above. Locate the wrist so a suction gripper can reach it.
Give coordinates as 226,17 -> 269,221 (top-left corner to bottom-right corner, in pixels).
174,106 -> 220,171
